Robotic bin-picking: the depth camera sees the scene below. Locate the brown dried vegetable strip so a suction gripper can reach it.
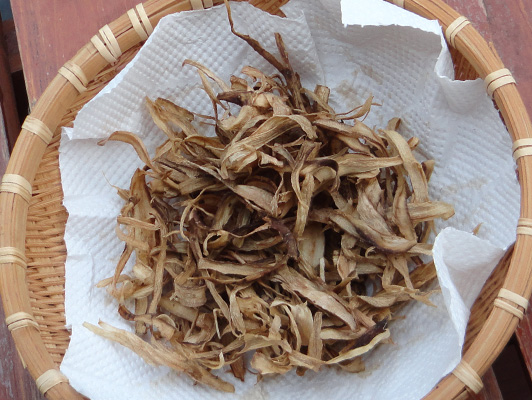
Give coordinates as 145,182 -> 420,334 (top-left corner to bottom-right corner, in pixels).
89,4 -> 454,392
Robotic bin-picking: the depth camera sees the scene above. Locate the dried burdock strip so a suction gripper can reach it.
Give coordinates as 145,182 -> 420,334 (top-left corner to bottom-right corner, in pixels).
92,4 -> 454,392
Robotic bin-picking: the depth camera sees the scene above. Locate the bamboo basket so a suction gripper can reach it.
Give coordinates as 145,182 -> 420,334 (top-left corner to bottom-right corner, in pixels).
1,0 -> 531,398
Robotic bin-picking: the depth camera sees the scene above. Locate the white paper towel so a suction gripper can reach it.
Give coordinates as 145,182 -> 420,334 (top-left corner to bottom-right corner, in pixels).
58,1 -> 520,399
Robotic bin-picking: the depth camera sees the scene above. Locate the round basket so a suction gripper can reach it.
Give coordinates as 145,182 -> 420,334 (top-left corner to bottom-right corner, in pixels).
1,0 -> 531,398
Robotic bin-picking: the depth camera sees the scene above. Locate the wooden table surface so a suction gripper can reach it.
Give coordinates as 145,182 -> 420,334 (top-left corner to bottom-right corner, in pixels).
2,0 -> 532,398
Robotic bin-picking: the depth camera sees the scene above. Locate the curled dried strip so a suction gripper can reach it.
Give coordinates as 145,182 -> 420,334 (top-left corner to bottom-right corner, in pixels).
92,9 -> 454,393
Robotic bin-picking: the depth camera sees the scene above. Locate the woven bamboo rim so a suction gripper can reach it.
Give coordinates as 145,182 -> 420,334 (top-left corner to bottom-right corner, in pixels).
0,0 -> 530,398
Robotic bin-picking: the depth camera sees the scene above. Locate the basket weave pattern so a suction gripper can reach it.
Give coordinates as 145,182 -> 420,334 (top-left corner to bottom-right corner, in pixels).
25,47 -> 140,366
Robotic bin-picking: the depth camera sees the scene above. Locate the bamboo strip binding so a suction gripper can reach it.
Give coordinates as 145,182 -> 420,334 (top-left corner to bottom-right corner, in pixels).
0,247 -> 27,270
91,25 -> 122,63
517,217 -> 532,236
0,174 -> 32,203
485,68 -> 516,98
36,369 -> 69,395
451,361 -> 483,394
21,116 -> 54,145
58,62 -> 88,93
5,312 -> 40,332
445,16 -> 470,48
493,288 -> 529,320
512,138 -> 532,161
128,4 -> 154,40
137,4 -> 154,35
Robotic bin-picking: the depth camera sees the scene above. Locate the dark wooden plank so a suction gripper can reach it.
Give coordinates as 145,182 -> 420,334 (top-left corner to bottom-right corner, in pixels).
0,111 -> 11,398
0,18 -> 21,149
0,300 -> 19,400
10,0 -> 141,108
3,19 -> 22,74
516,308 -> 532,382
0,109 -> 8,175
482,0 -> 532,116
493,337 -> 532,399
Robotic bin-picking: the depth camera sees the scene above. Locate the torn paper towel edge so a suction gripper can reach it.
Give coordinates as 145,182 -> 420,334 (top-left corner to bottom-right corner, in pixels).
342,0 -> 440,31
339,0 -> 454,79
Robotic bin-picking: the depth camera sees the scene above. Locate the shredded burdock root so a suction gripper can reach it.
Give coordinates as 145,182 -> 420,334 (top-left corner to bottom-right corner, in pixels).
85,3 -> 454,393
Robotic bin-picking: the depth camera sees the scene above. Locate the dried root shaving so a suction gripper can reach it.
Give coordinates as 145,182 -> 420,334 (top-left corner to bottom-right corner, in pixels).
89,7 -> 454,392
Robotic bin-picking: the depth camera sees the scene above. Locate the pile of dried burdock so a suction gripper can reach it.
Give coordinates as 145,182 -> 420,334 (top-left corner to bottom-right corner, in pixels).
85,4 -> 454,392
